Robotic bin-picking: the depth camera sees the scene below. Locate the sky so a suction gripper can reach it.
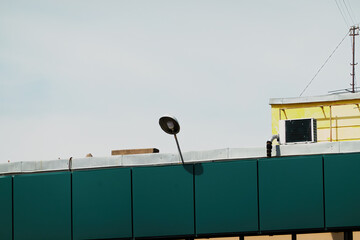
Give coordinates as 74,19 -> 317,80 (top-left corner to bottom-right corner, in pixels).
1,0 -> 360,163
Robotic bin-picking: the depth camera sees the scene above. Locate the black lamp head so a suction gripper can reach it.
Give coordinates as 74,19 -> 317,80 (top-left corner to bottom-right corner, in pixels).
159,115 -> 180,135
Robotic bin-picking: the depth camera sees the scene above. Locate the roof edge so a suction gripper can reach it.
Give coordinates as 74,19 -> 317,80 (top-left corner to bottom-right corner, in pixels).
2,141 -> 360,175
269,92 -> 360,105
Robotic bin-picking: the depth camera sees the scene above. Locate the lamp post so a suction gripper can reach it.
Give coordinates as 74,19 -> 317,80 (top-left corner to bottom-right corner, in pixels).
159,115 -> 184,164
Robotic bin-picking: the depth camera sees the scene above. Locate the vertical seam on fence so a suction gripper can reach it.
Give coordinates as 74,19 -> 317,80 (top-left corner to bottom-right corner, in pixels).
193,165 -> 197,237
131,169 -> 134,239
322,155 -> 327,230
70,172 -> 73,240
12,176 -> 14,240
257,160 -> 261,234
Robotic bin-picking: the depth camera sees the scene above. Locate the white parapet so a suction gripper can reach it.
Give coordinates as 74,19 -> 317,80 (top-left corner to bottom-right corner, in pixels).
1,141 -> 360,175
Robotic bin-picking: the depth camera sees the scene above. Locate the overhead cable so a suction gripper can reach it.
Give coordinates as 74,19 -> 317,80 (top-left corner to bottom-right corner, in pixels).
334,0 -> 350,27
299,30 -> 350,97
342,0 -> 355,25
346,0 -> 358,24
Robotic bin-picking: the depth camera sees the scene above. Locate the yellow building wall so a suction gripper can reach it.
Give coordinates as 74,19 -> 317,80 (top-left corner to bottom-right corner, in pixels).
195,98 -> 360,240
271,99 -> 360,144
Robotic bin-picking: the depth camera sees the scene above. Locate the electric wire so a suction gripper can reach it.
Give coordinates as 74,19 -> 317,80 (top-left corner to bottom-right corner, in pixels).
299,30 -> 350,96
334,0 -> 350,27
342,0 -> 355,25
346,0 -> 358,24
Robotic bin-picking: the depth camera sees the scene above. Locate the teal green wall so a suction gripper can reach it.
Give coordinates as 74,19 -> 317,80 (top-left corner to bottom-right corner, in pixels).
324,153 -> 360,228
1,153 -> 360,239
14,172 -> 71,240
259,155 -> 324,231
195,160 -> 258,235
0,176 -> 12,240
72,168 -> 132,240
132,164 -> 195,238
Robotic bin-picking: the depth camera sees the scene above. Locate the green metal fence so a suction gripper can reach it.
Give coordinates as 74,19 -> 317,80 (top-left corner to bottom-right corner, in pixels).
1,153 -> 360,239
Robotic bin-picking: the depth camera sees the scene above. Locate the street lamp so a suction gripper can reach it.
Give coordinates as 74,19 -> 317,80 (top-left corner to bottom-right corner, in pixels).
159,115 -> 184,164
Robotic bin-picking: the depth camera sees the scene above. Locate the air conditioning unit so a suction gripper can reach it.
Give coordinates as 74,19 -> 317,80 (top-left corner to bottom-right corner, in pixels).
279,118 -> 317,144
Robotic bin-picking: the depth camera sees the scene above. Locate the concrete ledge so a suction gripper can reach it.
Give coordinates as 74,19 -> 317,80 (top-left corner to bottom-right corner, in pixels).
0,162 -> 22,175
184,148 -> 229,163
22,159 -> 69,173
270,92 -> 360,105
71,156 -> 122,170
229,147 -> 265,159
122,153 -> 179,166
339,141 -> 360,153
2,141 -> 360,175
275,142 -> 340,156
0,160 -> 69,175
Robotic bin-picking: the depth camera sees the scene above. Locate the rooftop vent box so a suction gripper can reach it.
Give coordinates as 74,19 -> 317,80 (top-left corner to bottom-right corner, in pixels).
279,118 -> 317,144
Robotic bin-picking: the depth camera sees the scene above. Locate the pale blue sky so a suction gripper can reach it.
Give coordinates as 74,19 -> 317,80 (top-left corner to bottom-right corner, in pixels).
1,0 -> 359,162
